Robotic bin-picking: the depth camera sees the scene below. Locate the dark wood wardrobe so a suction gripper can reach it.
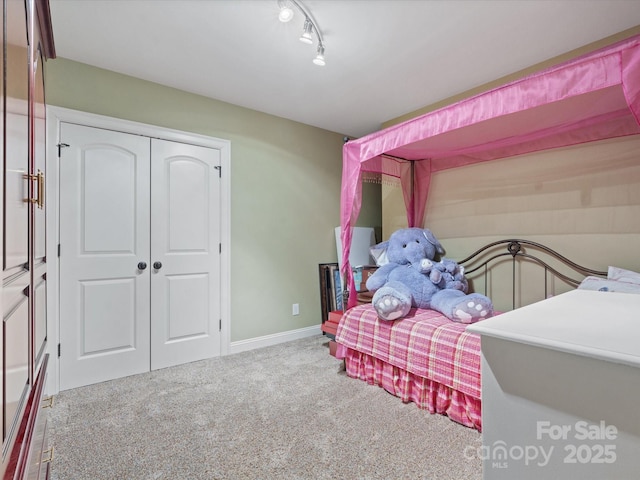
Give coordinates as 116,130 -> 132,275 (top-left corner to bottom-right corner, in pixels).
2,0 -> 55,478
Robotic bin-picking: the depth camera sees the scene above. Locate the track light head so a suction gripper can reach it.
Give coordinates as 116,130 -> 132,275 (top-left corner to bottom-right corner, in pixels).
277,0 -> 294,22
313,44 -> 325,66
299,18 -> 314,44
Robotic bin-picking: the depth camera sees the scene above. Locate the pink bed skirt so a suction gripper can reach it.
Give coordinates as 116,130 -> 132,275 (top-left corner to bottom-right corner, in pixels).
337,343 -> 482,431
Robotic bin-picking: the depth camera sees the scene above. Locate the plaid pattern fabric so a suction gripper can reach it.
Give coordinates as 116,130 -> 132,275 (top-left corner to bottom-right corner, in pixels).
338,345 -> 482,430
335,304 -> 483,399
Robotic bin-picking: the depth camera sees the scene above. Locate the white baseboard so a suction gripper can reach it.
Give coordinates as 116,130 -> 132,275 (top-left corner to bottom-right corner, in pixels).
228,325 -> 322,355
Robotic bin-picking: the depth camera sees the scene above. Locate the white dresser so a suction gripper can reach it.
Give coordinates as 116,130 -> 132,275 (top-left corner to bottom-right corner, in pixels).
468,289 -> 640,480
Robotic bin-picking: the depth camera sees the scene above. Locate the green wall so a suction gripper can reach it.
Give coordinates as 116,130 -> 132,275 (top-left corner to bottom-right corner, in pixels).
45,58 -> 381,343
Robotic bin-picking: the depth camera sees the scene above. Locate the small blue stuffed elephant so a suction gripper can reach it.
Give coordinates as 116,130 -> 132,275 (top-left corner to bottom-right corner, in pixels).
434,257 -> 468,292
366,228 -> 493,323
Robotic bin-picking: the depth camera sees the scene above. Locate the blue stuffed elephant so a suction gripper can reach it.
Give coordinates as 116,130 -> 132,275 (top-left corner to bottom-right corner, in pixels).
366,228 -> 493,323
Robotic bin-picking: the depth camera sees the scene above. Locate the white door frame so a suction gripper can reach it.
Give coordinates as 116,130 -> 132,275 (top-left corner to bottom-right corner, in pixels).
46,106 -> 231,394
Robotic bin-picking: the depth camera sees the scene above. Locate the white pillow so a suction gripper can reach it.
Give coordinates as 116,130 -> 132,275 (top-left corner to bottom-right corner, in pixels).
578,276 -> 640,294
607,266 -> 640,285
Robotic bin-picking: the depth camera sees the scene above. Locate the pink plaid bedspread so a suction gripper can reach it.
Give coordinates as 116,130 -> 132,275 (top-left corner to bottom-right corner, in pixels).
335,304 -> 482,399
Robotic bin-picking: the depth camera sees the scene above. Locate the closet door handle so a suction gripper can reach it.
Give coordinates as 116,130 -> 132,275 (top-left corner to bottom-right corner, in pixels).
137,261 -> 147,270
153,261 -> 163,270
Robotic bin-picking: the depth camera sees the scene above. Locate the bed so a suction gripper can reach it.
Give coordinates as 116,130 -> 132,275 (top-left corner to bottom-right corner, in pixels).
335,239 -> 613,430
336,305 -> 484,428
334,32 -> 640,432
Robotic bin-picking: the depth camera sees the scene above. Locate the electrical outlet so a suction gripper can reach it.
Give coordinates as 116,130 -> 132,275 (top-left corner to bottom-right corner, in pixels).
292,303 -> 300,316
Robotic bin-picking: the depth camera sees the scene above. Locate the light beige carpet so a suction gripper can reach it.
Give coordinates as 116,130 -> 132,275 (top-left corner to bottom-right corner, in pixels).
49,335 -> 482,479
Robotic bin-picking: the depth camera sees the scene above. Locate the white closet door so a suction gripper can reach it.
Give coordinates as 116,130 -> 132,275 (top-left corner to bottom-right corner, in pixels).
59,123 -> 151,390
150,139 -> 221,370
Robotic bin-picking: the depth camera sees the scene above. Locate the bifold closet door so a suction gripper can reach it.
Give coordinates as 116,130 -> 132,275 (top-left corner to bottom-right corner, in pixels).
59,125 -> 222,390
59,123 -> 151,390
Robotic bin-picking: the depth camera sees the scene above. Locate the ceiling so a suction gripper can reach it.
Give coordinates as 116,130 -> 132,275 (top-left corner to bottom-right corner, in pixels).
49,0 -> 640,138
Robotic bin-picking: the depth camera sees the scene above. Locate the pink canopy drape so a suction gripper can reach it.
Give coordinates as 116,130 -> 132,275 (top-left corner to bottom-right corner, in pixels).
340,33 -> 640,309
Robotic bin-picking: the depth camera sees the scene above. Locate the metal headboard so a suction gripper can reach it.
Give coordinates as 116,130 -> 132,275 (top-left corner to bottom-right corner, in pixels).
456,239 -> 608,310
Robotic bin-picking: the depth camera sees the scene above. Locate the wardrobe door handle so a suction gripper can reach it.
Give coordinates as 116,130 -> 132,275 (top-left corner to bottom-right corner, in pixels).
137,261 -> 147,270
153,261 -> 162,270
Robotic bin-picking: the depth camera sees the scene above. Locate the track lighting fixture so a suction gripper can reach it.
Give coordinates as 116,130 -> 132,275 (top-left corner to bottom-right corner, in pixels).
276,0 -> 326,66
